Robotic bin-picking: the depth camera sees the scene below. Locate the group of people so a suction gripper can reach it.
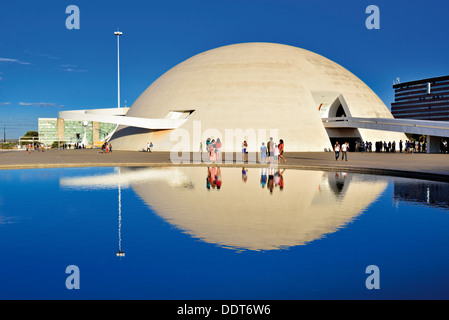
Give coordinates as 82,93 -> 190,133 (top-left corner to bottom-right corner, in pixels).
374,141 -> 397,153
354,141 -> 373,152
259,137 -> 286,164
333,141 -> 349,161
201,138 -> 222,163
334,139 -> 432,157
400,140 -> 426,154
200,137 -> 286,164
101,142 -> 112,153
25,143 -> 45,154
74,143 -> 87,149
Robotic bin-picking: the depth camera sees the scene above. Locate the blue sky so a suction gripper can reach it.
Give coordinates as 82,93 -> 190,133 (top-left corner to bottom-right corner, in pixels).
1,0 -> 448,138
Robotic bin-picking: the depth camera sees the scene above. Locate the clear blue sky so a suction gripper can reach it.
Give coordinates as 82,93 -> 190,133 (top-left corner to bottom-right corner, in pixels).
1,0 -> 448,138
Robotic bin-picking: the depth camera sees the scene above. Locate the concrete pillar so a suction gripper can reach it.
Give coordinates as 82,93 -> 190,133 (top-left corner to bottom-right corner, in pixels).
427,135 -> 441,153
92,121 -> 100,147
57,118 -> 65,143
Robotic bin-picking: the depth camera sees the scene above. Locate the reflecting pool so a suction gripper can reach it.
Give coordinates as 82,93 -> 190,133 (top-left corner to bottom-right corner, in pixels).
1,166 -> 449,299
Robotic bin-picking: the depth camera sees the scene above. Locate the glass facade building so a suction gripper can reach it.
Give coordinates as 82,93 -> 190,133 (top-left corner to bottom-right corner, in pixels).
38,118 -> 59,146
38,118 -> 117,147
391,75 -> 449,121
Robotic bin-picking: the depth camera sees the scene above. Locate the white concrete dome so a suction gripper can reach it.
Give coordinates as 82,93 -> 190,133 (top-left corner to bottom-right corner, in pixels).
111,42 -> 405,152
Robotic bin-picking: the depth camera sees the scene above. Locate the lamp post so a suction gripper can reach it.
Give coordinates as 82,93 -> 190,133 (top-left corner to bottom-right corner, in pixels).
81,120 -> 89,148
114,30 -> 123,109
116,168 -> 125,258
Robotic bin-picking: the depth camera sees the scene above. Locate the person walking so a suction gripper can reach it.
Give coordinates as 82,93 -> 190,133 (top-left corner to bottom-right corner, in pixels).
215,138 -> 222,162
210,139 -> 216,163
206,138 -> 211,161
334,141 -> 340,161
242,140 -> 248,162
268,137 -> 274,164
278,139 -> 286,164
341,141 -> 348,161
273,143 -> 279,163
260,142 -> 267,164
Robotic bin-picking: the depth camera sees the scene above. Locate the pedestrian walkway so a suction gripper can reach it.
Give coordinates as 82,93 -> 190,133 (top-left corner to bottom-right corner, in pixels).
0,149 -> 448,182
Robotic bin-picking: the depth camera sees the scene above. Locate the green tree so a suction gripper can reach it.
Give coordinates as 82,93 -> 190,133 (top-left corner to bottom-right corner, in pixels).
24,131 -> 39,137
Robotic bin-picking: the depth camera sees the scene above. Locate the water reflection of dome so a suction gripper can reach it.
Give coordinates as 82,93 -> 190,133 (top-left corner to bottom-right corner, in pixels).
124,167 -> 387,251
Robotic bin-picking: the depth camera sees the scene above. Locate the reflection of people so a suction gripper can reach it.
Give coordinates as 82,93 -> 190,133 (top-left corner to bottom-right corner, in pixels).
334,171 -> 346,192
260,168 -> 267,188
206,167 -> 211,190
274,170 -> 280,186
267,168 -> 274,194
216,167 -> 222,190
206,167 -> 210,190
278,169 -> 285,190
210,166 -> 217,188
206,167 -> 221,190
242,167 -> 248,182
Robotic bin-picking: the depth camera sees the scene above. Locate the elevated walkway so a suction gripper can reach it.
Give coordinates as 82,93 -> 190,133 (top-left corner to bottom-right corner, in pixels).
59,108 -> 188,130
323,117 -> 449,153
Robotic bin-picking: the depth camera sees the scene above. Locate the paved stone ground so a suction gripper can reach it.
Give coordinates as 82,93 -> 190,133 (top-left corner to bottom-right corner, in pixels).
1,149 -> 448,181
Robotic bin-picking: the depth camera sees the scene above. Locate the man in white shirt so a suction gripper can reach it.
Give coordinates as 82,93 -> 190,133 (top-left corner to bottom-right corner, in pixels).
341,142 -> 349,161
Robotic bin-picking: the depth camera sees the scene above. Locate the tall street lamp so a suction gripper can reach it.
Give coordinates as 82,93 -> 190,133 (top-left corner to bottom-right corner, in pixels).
114,30 -> 123,109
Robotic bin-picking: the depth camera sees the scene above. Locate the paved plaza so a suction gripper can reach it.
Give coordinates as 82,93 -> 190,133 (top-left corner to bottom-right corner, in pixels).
1,149 -> 448,182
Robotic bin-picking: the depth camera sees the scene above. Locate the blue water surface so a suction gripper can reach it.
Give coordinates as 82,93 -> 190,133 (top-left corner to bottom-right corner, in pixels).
0,167 -> 448,299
